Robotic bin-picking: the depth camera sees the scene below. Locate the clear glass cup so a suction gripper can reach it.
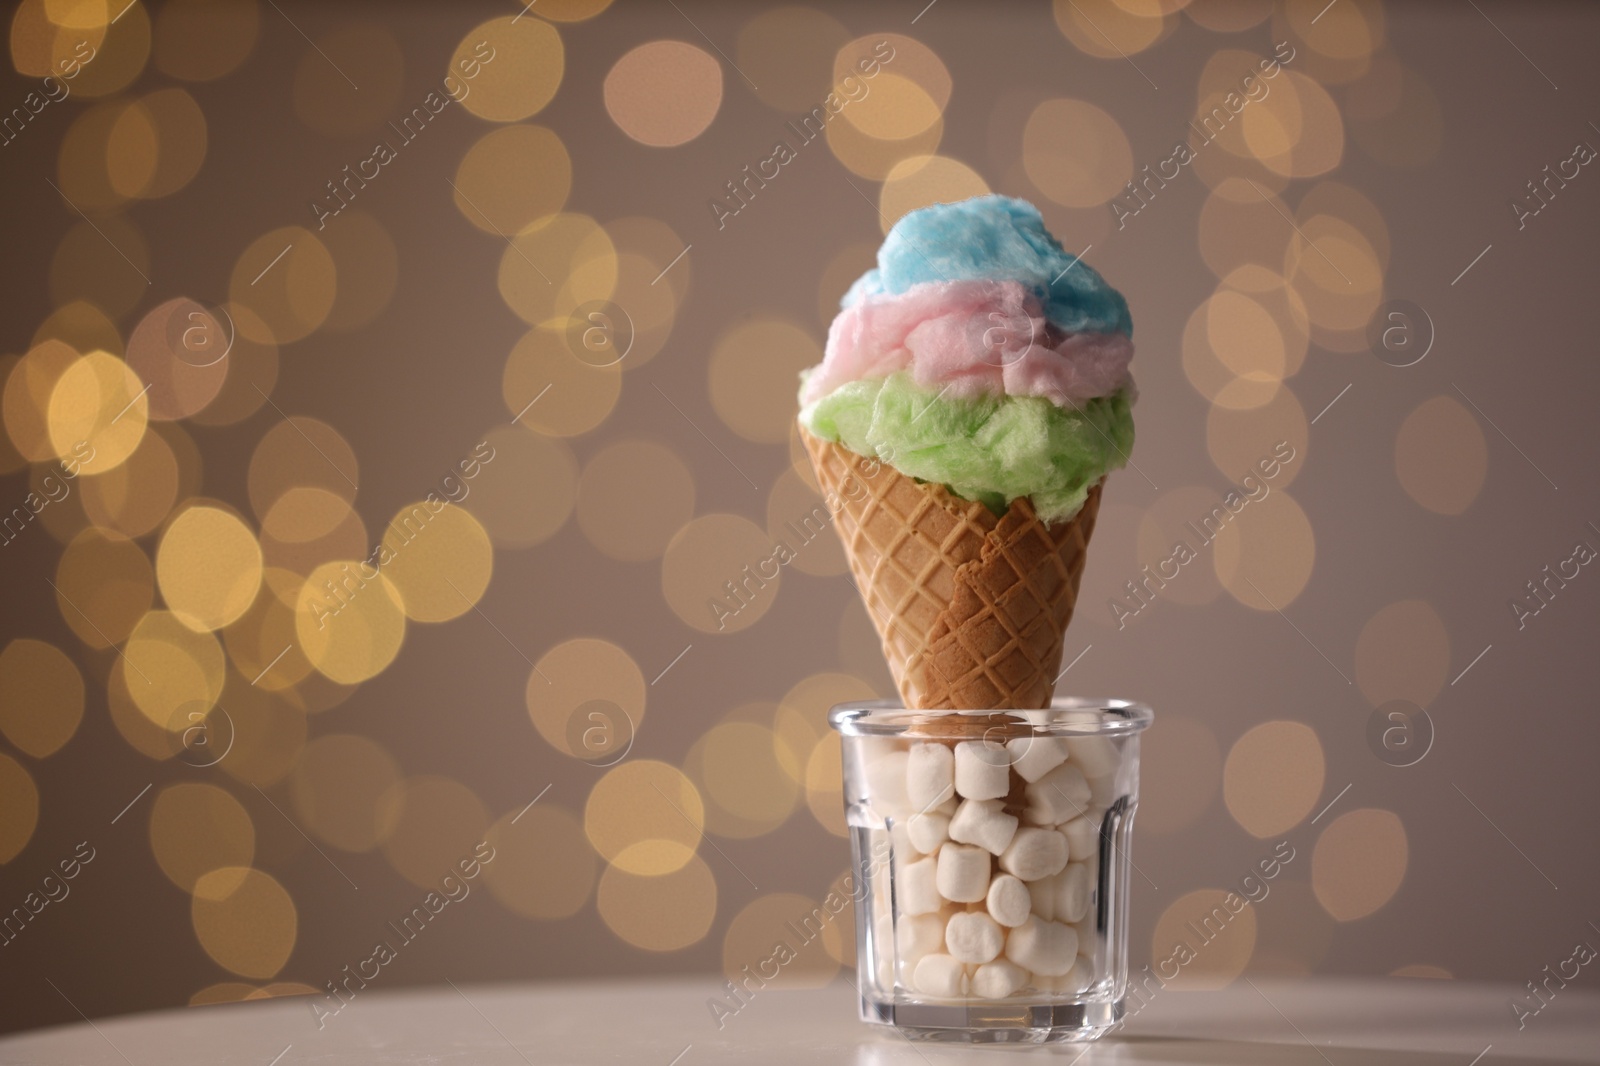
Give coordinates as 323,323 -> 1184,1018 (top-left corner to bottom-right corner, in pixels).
830,698 -> 1153,1044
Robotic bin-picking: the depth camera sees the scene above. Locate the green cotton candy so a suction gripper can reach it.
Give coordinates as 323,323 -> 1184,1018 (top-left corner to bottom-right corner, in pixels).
800,372 -> 1134,524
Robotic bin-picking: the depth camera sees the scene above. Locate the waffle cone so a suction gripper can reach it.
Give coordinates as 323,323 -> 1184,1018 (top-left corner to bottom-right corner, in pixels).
801,427 -> 1101,711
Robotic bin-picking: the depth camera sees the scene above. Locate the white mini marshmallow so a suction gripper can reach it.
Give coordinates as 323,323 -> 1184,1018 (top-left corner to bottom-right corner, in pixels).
907,810 -> 950,855
906,743 -> 955,810
986,873 -> 1032,928
945,910 -> 1004,964
999,826 -> 1068,882
948,798 -> 1018,856
935,843 -> 990,903
954,741 -> 1010,800
1027,874 -> 1056,921
1005,916 -> 1079,977
971,959 -> 1029,999
1054,862 -> 1092,924
913,953 -> 966,998
895,912 -> 946,968
1025,762 -> 1091,825
1006,736 -> 1069,783
1035,959 -> 1094,995
1074,919 -> 1099,962
899,855 -> 941,915
1058,815 -> 1098,862
1065,736 -> 1119,779
864,748 -> 912,815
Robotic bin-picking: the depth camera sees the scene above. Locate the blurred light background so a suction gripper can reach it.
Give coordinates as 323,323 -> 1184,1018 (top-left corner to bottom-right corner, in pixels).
2,0 -> 1598,1034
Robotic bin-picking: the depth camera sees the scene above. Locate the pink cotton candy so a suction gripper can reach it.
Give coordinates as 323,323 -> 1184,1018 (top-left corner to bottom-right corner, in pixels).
801,279 -> 1134,409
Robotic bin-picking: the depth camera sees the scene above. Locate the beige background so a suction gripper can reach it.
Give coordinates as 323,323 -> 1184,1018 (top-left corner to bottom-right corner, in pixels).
1,0 -> 1598,1037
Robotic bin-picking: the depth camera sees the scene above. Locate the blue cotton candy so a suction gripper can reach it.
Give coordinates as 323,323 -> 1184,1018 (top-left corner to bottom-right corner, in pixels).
843,195 -> 1133,337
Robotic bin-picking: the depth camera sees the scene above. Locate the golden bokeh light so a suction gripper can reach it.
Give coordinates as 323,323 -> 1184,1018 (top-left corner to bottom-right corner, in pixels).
452,16 -> 563,123
49,215 -> 150,318
1023,99 -> 1133,209
805,732 -> 846,837
380,776 -> 490,889
320,211 -> 400,333
378,502 -> 493,623
1151,888 -> 1257,989
1313,808 -> 1407,921
124,609 -> 227,729
1136,487 -> 1226,608
0,639 -> 83,758
484,803 -> 597,920
607,214 -> 692,305
524,0 -> 612,20
722,893 -> 843,988
295,560 -> 407,685
526,637 -> 645,759
56,99 -> 136,211
1277,0 -> 1382,84
153,0 -> 258,82
1181,292 -> 1283,411
1207,388 -> 1307,490
107,655 -> 179,761
1395,396 -> 1487,515
766,467 -> 845,577
211,680 -> 307,788
841,72 -> 941,142
1197,178 -> 1294,280
291,22 -> 401,138
598,251 -> 679,369
603,40 -> 723,147
289,734 -> 401,852
1284,215 -> 1384,336
502,327 -> 622,438
662,513 -> 779,634
736,6 -> 849,113
157,504 -> 264,632
259,486 -> 367,575
108,87 -> 207,199
186,303 -> 280,427
497,213 -> 617,330
247,415 -> 358,517
0,754 -> 39,862
585,760 -> 704,876
1139,714 -> 1222,835
1223,720 -> 1325,838
9,0 -> 108,78
124,299 -> 228,422
835,34 -> 950,114
229,227 -> 337,345
879,154 -> 991,232
4,339 -> 78,462
773,673 -> 877,785
1354,600 -> 1450,711
65,0 -> 147,98
48,350 -> 147,472
709,317 -> 822,444
597,853 -> 717,952
149,782 -> 255,892
192,866 -> 297,979
189,982 -> 258,1006
1055,0 -> 1169,58
687,717 -> 801,839
453,125 -> 572,236
825,108 -> 944,181
577,439 -> 695,562
1212,490 -> 1315,610
55,527 -> 153,648
460,424 -> 577,549
222,567 -> 315,692
1186,0 -> 1271,31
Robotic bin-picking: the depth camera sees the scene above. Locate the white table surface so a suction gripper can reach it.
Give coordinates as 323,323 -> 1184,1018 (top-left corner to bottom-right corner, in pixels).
2,976 -> 1596,1064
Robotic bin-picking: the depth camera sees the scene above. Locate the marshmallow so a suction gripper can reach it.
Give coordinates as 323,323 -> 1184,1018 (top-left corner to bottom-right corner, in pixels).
945,911 -> 1004,964
1006,736 -> 1069,783
1059,815 -> 1098,862
1054,862 -> 1092,924
1005,916 -> 1079,977
895,911 -> 946,972
1027,873 -> 1056,921
1025,762 -> 1090,824
935,843 -> 991,902
899,855 -> 941,915
954,741 -> 1010,799
907,810 -> 950,854
971,959 -> 1029,999
907,743 -> 955,810
913,953 -> 966,998
1088,772 -> 1118,807
1074,919 -> 1100,962
999,826 -> 1068,882
948,798 -> 1018,856
1065,735 -> 1119,779
865,748 -> 912,815
1035,959 -> 1094,995
986,873 -> 1032,928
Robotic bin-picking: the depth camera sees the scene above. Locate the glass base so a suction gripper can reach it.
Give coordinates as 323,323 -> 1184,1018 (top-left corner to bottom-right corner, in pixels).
860,995 -> 1123,1044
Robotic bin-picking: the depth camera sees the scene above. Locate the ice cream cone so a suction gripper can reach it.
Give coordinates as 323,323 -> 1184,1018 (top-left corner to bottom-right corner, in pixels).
801,427 -> 1101,711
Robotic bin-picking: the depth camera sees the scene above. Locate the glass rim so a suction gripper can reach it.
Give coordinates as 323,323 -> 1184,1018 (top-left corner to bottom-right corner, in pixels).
828,697 -> 1154,738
